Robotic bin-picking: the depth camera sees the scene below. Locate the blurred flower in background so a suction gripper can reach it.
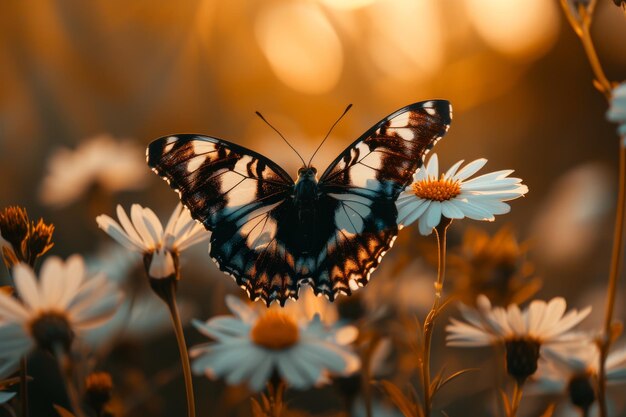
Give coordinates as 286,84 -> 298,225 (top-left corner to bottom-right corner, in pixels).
449,226 -> 541,306
607,81 -> 626,137
39,134 -> 148,208
531,163 -> 613,266
446,295 -> 591,382
0,256 -> 122,373
531,342 -> 626,415
191,295 -> 360,391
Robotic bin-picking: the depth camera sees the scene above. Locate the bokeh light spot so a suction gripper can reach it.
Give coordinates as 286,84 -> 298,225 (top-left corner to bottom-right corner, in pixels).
255,2 -> 343,94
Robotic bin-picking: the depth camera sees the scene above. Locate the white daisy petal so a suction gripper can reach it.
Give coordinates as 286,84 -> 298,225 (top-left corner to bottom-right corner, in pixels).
398,200 -> 430,227
130,204 -> 157,249
444,159 -> 465,178
425,154 -> 439,178
114,205 -> 146,248
424,202 -> 442,230
454,158 -> 488,181
13,263 -> 41,311
247,352 -> 275,391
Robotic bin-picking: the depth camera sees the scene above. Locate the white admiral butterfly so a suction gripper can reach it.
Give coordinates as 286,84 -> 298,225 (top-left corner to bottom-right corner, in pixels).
147,100 -> 452,305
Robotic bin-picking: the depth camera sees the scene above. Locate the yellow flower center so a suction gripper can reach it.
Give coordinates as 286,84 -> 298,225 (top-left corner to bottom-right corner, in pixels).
251,310 -> 300,350
412,175 -> 461,201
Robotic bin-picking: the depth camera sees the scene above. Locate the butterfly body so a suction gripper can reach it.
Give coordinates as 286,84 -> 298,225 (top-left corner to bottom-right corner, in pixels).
148,100 -> 452,305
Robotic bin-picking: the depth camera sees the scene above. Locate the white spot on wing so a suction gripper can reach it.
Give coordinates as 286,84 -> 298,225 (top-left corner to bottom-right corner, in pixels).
388,112 -> 410,128
359,150 -> 384,169
164,136 -> 178,153
193,140 -> 217,155
187,155 -> 206,172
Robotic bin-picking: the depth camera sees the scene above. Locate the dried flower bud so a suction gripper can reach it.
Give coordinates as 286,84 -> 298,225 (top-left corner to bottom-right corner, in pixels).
85,371 -> 113,414
26,219 -> 54,262
0,206 -> 29,253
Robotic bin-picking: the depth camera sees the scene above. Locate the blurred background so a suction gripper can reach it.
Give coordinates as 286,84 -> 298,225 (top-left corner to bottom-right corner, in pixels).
1,0 -> 626,416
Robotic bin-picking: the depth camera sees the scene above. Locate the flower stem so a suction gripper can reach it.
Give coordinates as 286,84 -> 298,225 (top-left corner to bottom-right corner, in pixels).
267,377 -> 286,417
598,142 -> 626,417
421,219 -> 452,416
558,0 -> 614,100
161,280 -> 197,417
509,381 -> 524,417
53,346 -> 87,417
19,357 -> 27,417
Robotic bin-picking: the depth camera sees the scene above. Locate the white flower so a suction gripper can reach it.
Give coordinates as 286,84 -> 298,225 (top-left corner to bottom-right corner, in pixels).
446,295 -> 591,382
96,203 -> 209,279
0,256 -> 122,373
396,154 -> 528,235
607,82 -> 626,137
447,296 -> 591,347
538,343 -> 626,389
190,295 -> 360,391
39,134 -> 149,207
530,343 -> 626,415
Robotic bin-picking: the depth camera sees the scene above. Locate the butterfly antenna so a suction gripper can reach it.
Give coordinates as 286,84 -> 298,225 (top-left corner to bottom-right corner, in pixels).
307,104 -> 352,167
256,111 -> 306,167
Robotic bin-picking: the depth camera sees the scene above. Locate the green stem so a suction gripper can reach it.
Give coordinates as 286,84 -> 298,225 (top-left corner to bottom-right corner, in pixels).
598,142 -> 626,417
163,283 -> 197,417
19,357 -> 27,417
421,219 -> 451,416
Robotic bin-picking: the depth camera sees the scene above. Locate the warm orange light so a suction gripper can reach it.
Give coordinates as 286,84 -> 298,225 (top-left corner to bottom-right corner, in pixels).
465,0 -> 560,59
366,0 -> 444,81
255,2 -> 343,94
319,0 -> 378,10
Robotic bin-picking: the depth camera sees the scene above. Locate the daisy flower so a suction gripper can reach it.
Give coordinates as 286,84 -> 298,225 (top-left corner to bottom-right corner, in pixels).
0,256 -> 122,372
39,134 -> 149,207
396,154 -> 528,235
532,343 -> 626,414
190,295 -> 360,392
446,295 -> 591,383
96,203 -> 209,281
607,82 -> 626,137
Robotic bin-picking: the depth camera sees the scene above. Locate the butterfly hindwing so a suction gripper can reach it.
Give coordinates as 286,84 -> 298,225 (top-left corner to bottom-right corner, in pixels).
147,100 -> 452,305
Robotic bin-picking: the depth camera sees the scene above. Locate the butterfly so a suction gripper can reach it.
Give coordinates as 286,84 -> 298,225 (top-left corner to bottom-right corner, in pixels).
147,100 -> 452,306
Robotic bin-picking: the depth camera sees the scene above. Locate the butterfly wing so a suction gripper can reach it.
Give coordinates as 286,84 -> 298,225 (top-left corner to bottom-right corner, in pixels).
307,100 -> 452,299
148,135 -> 302,303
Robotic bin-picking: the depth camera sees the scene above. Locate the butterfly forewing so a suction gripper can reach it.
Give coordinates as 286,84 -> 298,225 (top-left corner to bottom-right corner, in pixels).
147,135 -> 294,229
147,100 -> 452,305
